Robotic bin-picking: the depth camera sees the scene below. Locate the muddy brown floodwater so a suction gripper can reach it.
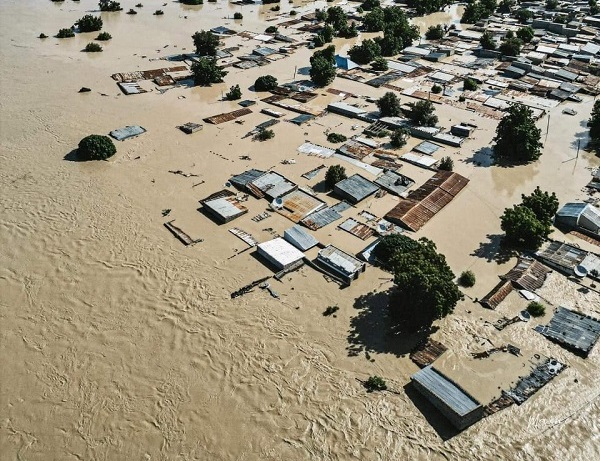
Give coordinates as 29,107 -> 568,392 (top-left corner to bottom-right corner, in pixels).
1,1 -> 599,460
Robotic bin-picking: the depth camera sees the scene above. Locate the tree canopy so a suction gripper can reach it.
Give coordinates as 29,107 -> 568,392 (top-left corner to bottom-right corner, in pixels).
406,0 -> 451,15
499,37 -> 523,56
588,100 -> 600,146
78,135 -> 116,160
374,235 -> 462,332
371,56 -> 388,71
225,84 -> 242,100
493,103 -> 542,162
408,100 -> 438,127
461,0 -> 496,24
390,128 -> 409,148
480,31 -> 496,50
516,26 -> 534,43
309,46 -> 336,87
425,25 -> 445,40
76,15 -> 103,32
325,6 -> 348,31
191,58 -> 227,86
348,39 -> 381,64
377,92 -> 402,117
254,75 -> 278,92
325,165 -> 347,189
363,8 -> 385,32
192,30 -> 220,56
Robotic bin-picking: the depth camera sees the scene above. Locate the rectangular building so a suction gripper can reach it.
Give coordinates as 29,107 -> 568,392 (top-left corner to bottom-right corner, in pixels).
334,174 -> 379,204
316,245 -> 366,284
257,238 -> 305,271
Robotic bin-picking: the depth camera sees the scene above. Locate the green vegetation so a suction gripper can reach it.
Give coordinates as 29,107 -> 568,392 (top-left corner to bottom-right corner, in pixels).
84,42 -> 103,52
315,8 -> 328,22
406,0 -> 451,15
192,30 -> 219,56
362,7 -> 385,32
57,28 -> 75,38
480,31 -> 496,50
376,7 -> 420,56
265,25 -> 278,34
78,135 -> 116,161
461,0 -> 497,24
323,305 -> 339,316
233,12 -> 243,20
431,84 -> 443,94
591,0 -> 600,15
501,187 -> 558,249
254,75 -> 278,92
517,26 -> 534,43
99,0 -> 122,11
325,6 -> 348,31
493,103 -> 542,162
225,84 -> 242,100
438,156 -> 454,171
327,133 -> 347,143
191,58 -> 227,86
425,24 -> 445,40
546,0 -> 558,10
374,235 -> 462,331
407,100 -> 438,127
464,77 -> 478,91
499,37 -> 523,56
364,376 -> 387,392
377,92 -> 402,117
349,39 -> 381,64
527,301 -> 546,317
255,128 -> 275,141
371,57 -> 388,71
154,10 -> 164,15
270,5 -> 280,11
290,10 -> 297,16
96,32 -> 112,41
39,33 -> 49,39
458,270 -> 476,287
390,128 -> 409,148
588,100 -> 600,146
180,0 -> 203,4
360,0 -> 380,11
325,164 -> 347,189
515,8 -> 533,24
309,45 -> 336,87
76,15 -> 103,32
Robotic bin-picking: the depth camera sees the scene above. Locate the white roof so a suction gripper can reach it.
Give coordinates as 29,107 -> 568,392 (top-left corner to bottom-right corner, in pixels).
257,238 -> 304,266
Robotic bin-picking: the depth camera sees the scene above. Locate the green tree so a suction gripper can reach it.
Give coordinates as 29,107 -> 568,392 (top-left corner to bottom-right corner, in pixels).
348,39 -> 381,64
375,33 -> 404,57
78,134 -> 116,160
432,84 -> 443,94
339,22 -> 359,38
364,376 -> 387,392
326,6 -> 348,31
459,270 -> 476,287
319,25 -> 335,43
76,15 -> 103,32
377,92 -> 402,117
310,55 -> 336,87
438,156 -> 454,171
382,7 -> 419,48
96,32 -> 112,41
361,0 -> 380,11
225,84 -> 242,100
515,8 -> 533,23
520,186 -> 559,224
499,37 -> 523,56
265,25 -> 278,34
516,26 -> 534,43
327,132 -> 347,143
493,103 -> 542,162
425,24 -> 445,40
325,165 -> 347,189
464,77 -> 478,91
99,1 -> 122,11
498,0 -> 515,13
408,100 -> 438,127
546,0 -> 558,10
363,7 -> 385,32
501,205 -> 550,249
233,12 -> 243,19
406,0 -> 451,15
191,58 -> 227,86
480,31 -> 496,50
315,8 -> 328,22
373,233 -> 419,269
588,100 -> 600,145
84,42 -> 103,52
192,30 -> 220,56
591,0 -> 600,15
254,75 -> 278,91
461,2 -> 485,24
255,128 -> 274,141
57,28 -> 75,38
390,127 -> 409,148
371,56 -> 388,71
311,44 -> 336,65
527,301 -> 546,317
386,236 -> 462,331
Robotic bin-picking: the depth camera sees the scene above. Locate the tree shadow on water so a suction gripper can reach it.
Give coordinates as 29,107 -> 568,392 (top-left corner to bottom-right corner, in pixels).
464,146 -> 495,168
471,234 -> 516,264
347,290 -> 432,358
64,149 -> 83,162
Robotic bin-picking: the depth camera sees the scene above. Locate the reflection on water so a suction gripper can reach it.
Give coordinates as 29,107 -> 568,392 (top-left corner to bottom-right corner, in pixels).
411,4 -> 466,34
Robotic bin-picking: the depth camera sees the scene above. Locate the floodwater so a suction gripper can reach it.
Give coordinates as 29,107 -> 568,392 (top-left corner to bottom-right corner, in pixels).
1,1 -> 599,460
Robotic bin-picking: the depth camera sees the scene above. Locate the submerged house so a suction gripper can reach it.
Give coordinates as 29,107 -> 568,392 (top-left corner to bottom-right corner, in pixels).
555,202 -> 600,237
316,245 -> 366,284
333,174 -> 379,204
411,365 -> 484,430
201,190 -> 248,224
257,237 -> 305,271
535,307 -> 600,357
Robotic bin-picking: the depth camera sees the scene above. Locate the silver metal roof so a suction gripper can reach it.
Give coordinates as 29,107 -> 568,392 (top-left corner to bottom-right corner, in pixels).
317,245 -> 364,276
203,197 -> 246,219
284,225 -> 319,251
374,170 -> 414,196
250,171 -> 296,199
334,174 -> 379,203
230,169 -> 265,188
411,366 -> 481,416
536,307 -> 600,355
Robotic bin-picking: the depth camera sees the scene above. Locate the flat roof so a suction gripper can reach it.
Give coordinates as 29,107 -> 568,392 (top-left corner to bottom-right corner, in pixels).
203,197 -> 246,219
411,366 -> 481,417
257,238 -> 305,267
317,245 -> 364,275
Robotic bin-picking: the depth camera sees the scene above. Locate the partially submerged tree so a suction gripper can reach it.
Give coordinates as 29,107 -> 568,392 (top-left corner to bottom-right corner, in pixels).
325,6 -> 348,31
99,0 -> 122,11
390,128 -> 409,148
348,39 -> 381,64
327,133 -> 347,143
527,301 -> 546,317
377,92 -> 402,117
76,15 -> 103,32
464,77 -> 478,91
516,26 -> 534,43
255,128 -> 275,141
225,84 -> 242,100
364,376 -> 387,392
84,42 -> 103,52
309,45 -> 336,87
362,7 -> 385,32
588,100 -> 600,146
96,32 -> 112,41
192,30 -> 220,56
458,270 -> 476,287
438,156 -> 454,171
515,8 -> 533,24
493,103 -> 542,163
480,30 -> 496,50
407,100 -> 438,127
180,0 -> 203,4
325,164 -> 347,189
371,56 -> 388,71
520,186 -> 559,224
233,12 -> 243,19
56,28 -> 75,38
191,58 -> 227,86
425,24 -> 445,40
254,75 -> 278,92
78,134 -> 116,160
499,37 -> 523,56
265,25 -> 278,34
431,84 -> 443,94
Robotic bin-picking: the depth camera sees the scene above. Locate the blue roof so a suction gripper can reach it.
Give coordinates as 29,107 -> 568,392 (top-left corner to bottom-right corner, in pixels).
335,55 -> 359,70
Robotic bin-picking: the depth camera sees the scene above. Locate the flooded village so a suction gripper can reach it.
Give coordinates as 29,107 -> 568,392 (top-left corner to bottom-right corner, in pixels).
1,0 -> 600,460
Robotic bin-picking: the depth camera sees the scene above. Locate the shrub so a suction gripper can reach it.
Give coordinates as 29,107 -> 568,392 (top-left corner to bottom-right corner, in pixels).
438,156 -> 454,171
154,9 -> 164,15
39,33 -> 48,39
254,75 -> 278,91
290,10 -> 297,16
371,57 -> 388,71
225,84 -> 242,100
96,32 -> 112,41
270,5 -> 280,11
84,42 -> 103,52
527,301 -> 545,317
432,84 -> 443,94
126,8 -> 137,14
425,24 -> 445,40
390,128 -> 409,148
76,15 -> 103,32
99,0 -> 122,11
263,0 -> 280,3
255,128 -> 275,141
265,26 -> 278,34
180,0 -> 203,4
135,3 -> 143,6
325,165 -> 347,189
459,270 -> 476,287
323,305 -> 339,316
464,77 -> 478,91
364,376 -> 387,392
57,28 -> 75,38
78,135 -> 116,160
459,94 -> 466,102
327,132 -> 347,143
233,12 -> 243,19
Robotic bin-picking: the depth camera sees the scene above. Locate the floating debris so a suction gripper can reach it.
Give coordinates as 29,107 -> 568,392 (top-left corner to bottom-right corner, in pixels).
231,276 -> 270,299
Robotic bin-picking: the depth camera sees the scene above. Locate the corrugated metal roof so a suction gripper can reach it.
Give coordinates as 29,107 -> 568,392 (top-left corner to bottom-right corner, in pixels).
337,140 -> 373,161
411,366 -> 481,416
257,238 -> 305,267
536,241 -> 587,272
301,206 -> 343,230
338,218 -> 375,240
317,245 -> 364,276
230,169 -> 265,189
249,171 -> 297,200
284,225 -> 318,251
536,307 -> 600,356
557,202 -> 587,219
327,102 -> 367,116
110,125 -> 146,141
374,170 -> 414,196
500,258 -> 551,292
297,142 -> 335,158
275,189 -> 326,223
334,174 -> 379,203
203,197 -> 247,221
204,108 -> 253,124
413,141 -> 441,156
480,280 -> 514,310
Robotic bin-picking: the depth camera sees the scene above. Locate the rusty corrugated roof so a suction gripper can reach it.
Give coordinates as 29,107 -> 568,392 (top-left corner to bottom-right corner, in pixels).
480,280 -> 514,310
500,258 -> 551,292
204,108 -> 253,124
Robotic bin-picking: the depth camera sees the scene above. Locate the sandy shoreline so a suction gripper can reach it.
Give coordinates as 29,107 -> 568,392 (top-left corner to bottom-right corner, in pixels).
1,1 -> 600,460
